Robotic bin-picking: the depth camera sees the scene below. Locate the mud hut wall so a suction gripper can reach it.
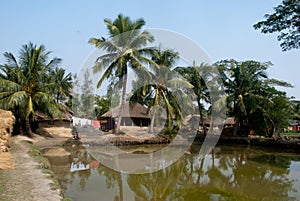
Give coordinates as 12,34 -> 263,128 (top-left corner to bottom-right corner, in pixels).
121,117 -> 150,127
38,120 -> 71,128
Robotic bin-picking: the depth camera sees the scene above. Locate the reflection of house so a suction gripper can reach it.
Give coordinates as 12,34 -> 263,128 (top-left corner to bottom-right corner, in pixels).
34,105 -> 73,128
90,160 -> 100,169
70,162 -> 90,172
100,102 -> 150,131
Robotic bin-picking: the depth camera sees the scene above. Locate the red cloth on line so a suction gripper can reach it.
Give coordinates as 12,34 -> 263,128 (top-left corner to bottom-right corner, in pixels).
92,120 -> 101,128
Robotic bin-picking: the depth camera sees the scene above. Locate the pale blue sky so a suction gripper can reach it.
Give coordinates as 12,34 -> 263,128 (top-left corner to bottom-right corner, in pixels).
1,0 -> 299,98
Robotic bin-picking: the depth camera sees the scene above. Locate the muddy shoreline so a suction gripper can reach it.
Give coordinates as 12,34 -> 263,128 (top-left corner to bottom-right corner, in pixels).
193,135 -> 300,151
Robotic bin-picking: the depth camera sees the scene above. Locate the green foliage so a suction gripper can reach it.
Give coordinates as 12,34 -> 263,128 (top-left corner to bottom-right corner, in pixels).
61,198 -> 73,201
24,141 -> 66,198
281,131 -> 300,136
291,100 -> 300,120
71,70 -> 96,119
265,89 -> 293,137
89,14 -> 154,90
130,48 -> 188,136
89,14 -> 155,133
216,59 -> 293,137
80,70 -> 95,118
106,78 -> 121,107
50,67 -> 73,103
25,141 -> 51,169
175,64 -> 213,134
253,0 -> 300,51
0,42 -> 68,137
94,95 -> 110,117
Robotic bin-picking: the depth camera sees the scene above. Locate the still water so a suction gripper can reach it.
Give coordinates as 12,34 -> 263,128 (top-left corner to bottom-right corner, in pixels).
46,144 -> 300,201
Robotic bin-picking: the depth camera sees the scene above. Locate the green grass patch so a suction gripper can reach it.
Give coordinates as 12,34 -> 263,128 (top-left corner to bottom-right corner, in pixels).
22,141 -> 67,198
23,141 -> 74,201
61,198 -> 73,201
24,141 -> 51,169
281,132 -> 300,137
50,179 -> 61,191
0,171 -> 4,194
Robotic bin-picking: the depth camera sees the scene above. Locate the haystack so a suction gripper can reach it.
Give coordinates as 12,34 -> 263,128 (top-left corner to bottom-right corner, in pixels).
0,109 -> 15,152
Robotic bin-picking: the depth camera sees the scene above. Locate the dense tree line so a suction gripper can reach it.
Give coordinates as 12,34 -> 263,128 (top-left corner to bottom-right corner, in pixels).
1,0 -> 298,138
89,14 -> 295,137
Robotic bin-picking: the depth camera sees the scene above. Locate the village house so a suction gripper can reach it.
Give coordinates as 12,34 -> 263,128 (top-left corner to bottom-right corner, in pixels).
99,102 -> 150,131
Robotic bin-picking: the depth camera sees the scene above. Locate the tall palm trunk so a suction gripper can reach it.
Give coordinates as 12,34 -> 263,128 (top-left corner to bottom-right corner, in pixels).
273,124 -> 281,139
234,117 -> 239,136
118,172 -> 123,201
25,116 -> 34,138
197,98 -> 207,136
15,119 -> 24,136
211,148 -> 215,168
116,73 -> 128,134
149,107 -> 156,134
196,158 -> 205,184
233,104 -> 240,136
56,92 -> 60,103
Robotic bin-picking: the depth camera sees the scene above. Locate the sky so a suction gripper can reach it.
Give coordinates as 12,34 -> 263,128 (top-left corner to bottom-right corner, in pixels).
0,0 -> 299,98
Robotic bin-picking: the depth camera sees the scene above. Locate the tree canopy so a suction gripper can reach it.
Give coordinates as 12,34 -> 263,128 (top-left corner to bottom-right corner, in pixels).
253,0 -> 300,51
89,14 -> 154,133
0,42 -> 69,136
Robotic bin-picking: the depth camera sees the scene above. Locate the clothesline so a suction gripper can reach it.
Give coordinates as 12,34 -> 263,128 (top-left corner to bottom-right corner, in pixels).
72,116 -> 101,128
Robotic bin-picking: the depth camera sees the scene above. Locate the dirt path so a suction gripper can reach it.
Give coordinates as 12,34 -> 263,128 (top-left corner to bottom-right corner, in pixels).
0,136 -> 63,201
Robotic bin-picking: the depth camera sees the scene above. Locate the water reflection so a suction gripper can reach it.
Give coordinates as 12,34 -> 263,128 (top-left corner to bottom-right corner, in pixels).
46,145 -> 300,201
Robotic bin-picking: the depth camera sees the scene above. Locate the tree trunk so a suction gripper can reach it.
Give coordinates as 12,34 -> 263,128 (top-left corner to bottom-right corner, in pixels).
15,118 -> 24,136
116,73 -> 128,134
25,116 -> 34,138
197,98 -> 207,136
211,148 -> 215,168
56,92 -> 60,103
196,157 -> 204,184
233,117 -> 239,136
273,126 -> 281,140
19,121 -> 24,136
149,107 -> 156,134
118,172 -> 123,201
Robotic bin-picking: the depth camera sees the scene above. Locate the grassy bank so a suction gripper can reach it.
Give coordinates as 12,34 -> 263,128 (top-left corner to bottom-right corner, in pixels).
24,141 -> 73,201
0,171 -> 3,194
281,132 -> 300,137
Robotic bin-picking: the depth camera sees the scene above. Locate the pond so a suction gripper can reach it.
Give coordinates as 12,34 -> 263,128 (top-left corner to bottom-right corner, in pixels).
45,143 -> 300,201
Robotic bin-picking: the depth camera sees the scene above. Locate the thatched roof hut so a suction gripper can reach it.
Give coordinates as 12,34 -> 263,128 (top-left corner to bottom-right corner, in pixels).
186,115 -> 235,128
101,102 -> 149,119
224,117 -> 235,126
34,110 -> 72,122
100,102 -> 150,127
34,104 -> 73,128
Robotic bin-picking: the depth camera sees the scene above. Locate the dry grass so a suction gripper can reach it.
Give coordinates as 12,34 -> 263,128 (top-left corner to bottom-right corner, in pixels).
0,152 -> 15,170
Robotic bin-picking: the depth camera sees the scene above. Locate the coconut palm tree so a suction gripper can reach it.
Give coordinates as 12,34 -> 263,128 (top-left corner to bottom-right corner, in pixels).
216,60 -> 270,135
147,49 -> 182,135
130,48 -> 193,137
50,67 -> 72,103
0,42 -> 61,137
216,59 -> 292,136
175,63 -> 211,135
89,14 -> 154,133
